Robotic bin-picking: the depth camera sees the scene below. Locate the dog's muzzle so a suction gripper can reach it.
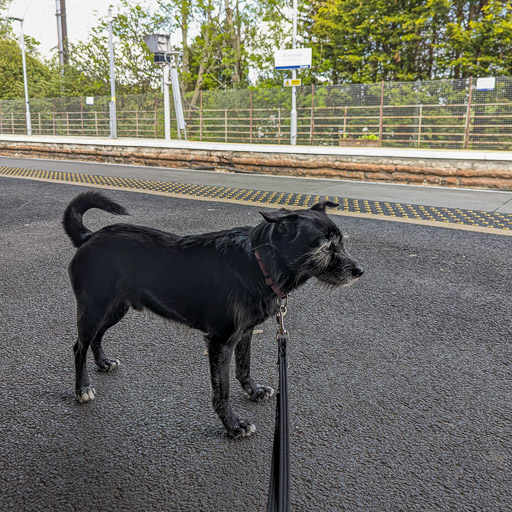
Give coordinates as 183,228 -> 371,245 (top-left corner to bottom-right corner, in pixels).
316,262 -> 364,287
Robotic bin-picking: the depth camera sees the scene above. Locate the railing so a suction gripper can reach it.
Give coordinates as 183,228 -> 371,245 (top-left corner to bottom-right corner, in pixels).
1,78 -> 512,151
2,103 -> 511,150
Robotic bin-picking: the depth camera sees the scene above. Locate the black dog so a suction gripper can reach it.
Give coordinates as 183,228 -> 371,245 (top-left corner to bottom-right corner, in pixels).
63,191 -> 363,438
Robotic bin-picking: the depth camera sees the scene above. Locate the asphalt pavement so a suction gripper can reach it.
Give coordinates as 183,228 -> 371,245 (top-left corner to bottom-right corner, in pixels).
1,162 -> 511,511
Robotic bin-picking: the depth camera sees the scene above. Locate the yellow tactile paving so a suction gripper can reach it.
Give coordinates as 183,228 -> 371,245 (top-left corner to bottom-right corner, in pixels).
1,165 -> 511,234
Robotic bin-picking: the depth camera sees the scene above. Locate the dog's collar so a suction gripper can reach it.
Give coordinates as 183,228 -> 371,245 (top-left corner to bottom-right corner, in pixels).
254,250 -> 287,299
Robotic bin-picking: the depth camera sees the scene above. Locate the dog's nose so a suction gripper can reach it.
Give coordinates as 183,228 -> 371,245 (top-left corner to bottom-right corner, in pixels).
352,265 -> 364,278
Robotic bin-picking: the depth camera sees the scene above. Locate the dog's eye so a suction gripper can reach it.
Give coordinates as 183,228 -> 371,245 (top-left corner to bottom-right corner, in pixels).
321,243 -> 335,254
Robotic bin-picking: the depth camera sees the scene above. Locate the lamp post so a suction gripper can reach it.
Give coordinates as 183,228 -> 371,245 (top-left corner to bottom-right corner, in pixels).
273,2 -> 310,148
55,0 -> 64,76
108,8 -> 117,139
9,17 -> 32,136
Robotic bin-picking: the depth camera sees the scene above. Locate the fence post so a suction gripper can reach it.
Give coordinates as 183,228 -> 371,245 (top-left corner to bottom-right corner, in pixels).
52,99 -> 56,135
379,80 -> 384,144
136,106 -> 139,138
250,90 -> 253,143
464,76 -> 473,149
94,112 -> 98,136
309,84 -> 315,145
66,111 -> 70,136
80,96 -> 84,135
343,106 -> 348,139
278,108 -> 281,144
155,105 -> 158,138
38,112 -> 42,134
155,94 -> 158,138
0,99 -> 3,133
200,90 -> 203,141
225,109 -> 228,143
417,104 -> 423,148
11,112 -> 14,134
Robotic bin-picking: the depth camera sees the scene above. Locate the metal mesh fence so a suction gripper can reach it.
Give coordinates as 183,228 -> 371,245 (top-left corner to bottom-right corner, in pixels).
1,77 -> 512,150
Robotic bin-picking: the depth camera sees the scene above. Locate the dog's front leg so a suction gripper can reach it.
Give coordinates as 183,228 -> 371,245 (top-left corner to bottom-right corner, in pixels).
235,330 -> 275,402
208,336 -> 256,439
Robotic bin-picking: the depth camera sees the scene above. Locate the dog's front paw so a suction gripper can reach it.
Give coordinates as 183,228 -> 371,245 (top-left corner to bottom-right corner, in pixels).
228,419 -> 257,439
76,386 -> 96,403
97,358 -> 120,372
248,384 -> 275,402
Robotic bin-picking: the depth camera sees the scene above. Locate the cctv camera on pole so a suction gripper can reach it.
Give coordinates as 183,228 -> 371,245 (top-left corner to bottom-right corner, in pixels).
144,34 -> 187,141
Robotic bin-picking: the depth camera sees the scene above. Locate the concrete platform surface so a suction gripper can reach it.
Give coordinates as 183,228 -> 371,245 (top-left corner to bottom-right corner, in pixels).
1,156 -> 511,214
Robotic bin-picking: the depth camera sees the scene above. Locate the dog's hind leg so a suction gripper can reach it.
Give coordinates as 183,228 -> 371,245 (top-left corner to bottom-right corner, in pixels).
207,335 -> 256,439
73,296 -> 116,403
91,303 -> 128,372
74,309 -> 101,403
235,330 -> 274,402
74,334 -> 95,403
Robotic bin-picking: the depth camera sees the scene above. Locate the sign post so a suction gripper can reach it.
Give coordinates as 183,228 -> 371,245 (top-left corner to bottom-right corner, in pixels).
274,47 -> 311,146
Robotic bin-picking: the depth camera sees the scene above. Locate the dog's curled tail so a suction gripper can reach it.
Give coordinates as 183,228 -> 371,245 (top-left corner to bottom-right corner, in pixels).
62,191 -> 128,248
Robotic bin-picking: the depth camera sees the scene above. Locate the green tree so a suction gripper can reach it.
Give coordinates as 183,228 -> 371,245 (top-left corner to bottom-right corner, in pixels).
158,0 -> 269,104
67,0 -> 162,95
439,0 -> 512,77
0,38 -> 63,99
0,0 -> 12,38
156,0 -> 192,89
312,0 -> 512,82
313,0 -> 452,83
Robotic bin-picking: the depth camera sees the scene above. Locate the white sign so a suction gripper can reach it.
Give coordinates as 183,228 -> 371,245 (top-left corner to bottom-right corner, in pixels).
85,96 -> 94,105
476,77 -> 495,91
284,79 -> 302,87
274,48 -> 312,70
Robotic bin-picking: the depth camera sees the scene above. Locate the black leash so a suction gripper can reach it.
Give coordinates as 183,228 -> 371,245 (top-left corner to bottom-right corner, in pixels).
267,297 -> 290,512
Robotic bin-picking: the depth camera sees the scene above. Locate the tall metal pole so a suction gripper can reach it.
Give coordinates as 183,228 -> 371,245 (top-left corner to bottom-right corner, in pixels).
55,0 -> 64,76
60,0 -> 69,65
10,18 -> 31,136
163,62 -> 171,140
170,65 -> 187,140
290,0 -> 297,145
108,8 -> 117,139
20,20 -> 32,136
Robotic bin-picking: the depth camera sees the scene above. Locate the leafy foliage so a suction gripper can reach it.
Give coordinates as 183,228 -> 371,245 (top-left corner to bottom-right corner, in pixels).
2,0 -> 512,100
66,0 -> 163,95
313,0 -> 512,83
0,38 -> 63,99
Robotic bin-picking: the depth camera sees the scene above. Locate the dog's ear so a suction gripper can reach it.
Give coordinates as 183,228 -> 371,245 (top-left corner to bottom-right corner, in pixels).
259,208 -> 295,223
310,201 -> 339,212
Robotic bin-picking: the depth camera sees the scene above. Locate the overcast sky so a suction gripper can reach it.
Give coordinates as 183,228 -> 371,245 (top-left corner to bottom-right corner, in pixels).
5,0 -> 158,57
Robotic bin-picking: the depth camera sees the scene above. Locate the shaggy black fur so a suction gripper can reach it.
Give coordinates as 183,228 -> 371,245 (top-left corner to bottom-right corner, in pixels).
63,191 -> 363,438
